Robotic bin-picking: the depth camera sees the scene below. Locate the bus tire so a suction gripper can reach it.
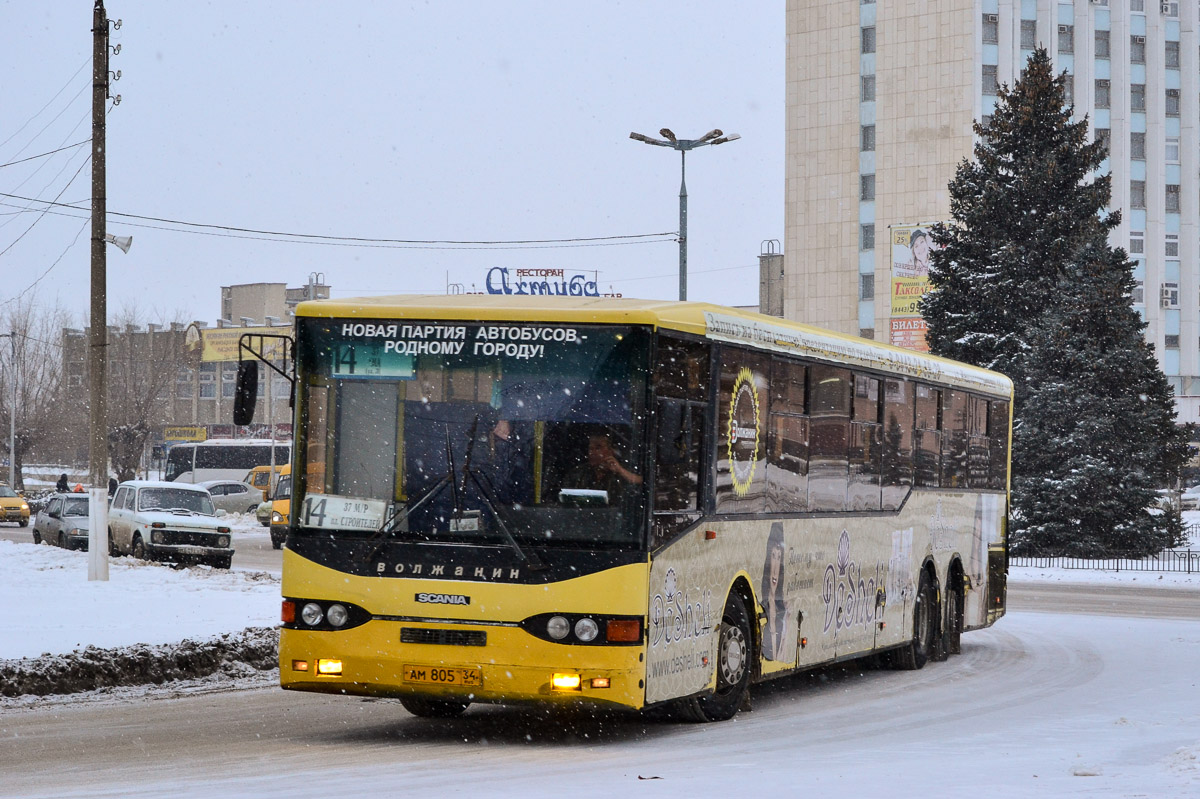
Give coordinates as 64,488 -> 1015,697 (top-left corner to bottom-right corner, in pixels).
944,577 -> 962,656
676,593 -> 752,723
399,696 -> 470,718
894,570 -> 935,671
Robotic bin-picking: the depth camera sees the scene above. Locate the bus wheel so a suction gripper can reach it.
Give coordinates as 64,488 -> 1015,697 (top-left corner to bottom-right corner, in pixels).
677,594 -> 752,722
944,580 -> 962,656
399,696 -> 470,718
895,571 -> 935,670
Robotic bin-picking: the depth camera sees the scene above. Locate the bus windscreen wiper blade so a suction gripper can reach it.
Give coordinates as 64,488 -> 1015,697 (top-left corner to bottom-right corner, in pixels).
467,467 -> 547,572
358,474 -> 452,564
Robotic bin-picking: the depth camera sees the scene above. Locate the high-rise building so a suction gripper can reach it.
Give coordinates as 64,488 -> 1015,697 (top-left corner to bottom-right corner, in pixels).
784,0 -> 1199,422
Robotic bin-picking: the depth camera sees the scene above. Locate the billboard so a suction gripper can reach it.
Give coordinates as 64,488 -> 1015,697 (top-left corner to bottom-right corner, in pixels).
197,328 -> 287,362
888,223 -> 941,352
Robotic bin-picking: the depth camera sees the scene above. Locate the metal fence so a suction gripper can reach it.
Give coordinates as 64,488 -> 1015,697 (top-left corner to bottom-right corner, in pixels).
1009,550 -> 1200,573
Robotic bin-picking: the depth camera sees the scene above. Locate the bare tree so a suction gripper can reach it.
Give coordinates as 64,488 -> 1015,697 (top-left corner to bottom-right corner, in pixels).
0,301 -> 72,490
105,304 -> 191,481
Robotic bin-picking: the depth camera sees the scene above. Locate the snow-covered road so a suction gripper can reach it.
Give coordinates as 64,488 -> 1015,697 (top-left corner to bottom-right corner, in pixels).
2,595 -> 1198,798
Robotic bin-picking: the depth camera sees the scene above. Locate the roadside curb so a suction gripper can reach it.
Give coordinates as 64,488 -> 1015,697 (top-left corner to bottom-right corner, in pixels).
0,626 -> 279,697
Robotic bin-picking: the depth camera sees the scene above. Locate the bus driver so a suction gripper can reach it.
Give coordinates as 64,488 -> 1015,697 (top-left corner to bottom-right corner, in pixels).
563,432 -> 642,501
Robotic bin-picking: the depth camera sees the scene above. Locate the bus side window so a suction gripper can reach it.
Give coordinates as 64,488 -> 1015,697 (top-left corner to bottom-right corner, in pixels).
652,337 -> 710,546
914,384 -> 941,487
941,390 -> 970,488
988,399 -> 1010,490
848,374 -> 882,511
968,395 -> 991,488
881,378 -> 914,510
767,357 -> 808,513
808,364 -> 851,512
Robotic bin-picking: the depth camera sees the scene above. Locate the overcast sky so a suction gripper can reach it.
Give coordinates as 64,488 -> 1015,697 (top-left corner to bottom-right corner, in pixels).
0,1 -> 783,325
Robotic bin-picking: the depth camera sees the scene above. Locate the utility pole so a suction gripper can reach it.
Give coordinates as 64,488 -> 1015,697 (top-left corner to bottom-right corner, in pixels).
89,0 -> 108,492
0,333 -> 14,488
88,0 -> 121,582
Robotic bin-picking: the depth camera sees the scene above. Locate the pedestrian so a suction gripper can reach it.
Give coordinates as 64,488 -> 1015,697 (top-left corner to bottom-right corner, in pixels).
56,473 -> 69,493
108,477 -> 117,497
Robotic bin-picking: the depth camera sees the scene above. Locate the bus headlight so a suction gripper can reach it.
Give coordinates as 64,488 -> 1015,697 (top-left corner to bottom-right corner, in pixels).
546,615 -> 570,640
326,604 -> 349,627
300,602 -> 324,626
574,618 -> 599,642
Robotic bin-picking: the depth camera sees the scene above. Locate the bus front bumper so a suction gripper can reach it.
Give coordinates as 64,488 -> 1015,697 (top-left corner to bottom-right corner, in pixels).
279,621 -> 646,711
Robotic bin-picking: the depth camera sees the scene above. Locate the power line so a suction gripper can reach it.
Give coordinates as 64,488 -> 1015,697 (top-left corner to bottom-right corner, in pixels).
0,140 -> 90,169
2,81 -> 90,164
0,202 -> 678,251
0,217 -> 89,309
0,192 -> 677,247
0,153 -> 91,260
0,58 -> 90,153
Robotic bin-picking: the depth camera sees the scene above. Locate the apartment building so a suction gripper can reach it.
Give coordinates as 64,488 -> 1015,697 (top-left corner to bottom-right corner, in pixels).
785,0 -> 1200,421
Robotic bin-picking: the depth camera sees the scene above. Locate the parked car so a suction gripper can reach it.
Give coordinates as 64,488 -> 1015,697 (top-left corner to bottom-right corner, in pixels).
198,479 -> 264,515
32,492 -> 90,550
270,467 -> 292,550
0,483 -> 30,527
108,481 -> 234,569
1181,487 -> 1200,511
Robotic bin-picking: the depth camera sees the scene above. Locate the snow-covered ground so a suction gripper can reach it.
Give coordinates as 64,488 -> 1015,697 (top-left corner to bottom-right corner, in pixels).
2,522 -> 1199,797
0,538 -> 279,660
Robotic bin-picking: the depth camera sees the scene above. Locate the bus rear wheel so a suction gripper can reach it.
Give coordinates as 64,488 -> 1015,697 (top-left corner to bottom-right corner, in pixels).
399,696 -> 470,718
944,579 -> 962,656
894,570 -> 935,671
675,593 -> 752,723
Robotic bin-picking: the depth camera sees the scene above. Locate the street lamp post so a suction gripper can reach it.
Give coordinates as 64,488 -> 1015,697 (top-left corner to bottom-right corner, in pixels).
629,128 -> 740,301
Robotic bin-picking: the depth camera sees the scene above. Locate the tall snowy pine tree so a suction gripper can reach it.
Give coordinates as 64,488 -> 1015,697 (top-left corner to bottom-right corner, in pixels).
921,49 -> 1190,555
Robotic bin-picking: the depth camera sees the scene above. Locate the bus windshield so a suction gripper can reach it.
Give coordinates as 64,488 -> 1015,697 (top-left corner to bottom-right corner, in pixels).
296,319 -> 650,548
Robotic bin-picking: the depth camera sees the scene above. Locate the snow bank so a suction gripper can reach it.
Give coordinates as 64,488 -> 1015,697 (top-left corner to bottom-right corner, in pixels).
0,626 -> 277,697
0,539 -> 280,660
1009,565 -> 1200,587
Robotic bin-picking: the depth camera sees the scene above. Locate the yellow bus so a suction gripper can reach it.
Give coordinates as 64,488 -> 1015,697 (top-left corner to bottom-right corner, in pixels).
236,295 -> 1011,721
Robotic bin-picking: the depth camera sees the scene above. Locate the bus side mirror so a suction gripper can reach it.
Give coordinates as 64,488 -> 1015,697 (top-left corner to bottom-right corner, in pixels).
233,361 -> 258,425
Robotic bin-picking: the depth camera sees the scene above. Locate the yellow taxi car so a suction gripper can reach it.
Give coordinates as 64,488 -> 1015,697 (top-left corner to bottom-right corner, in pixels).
0,483 -> 31,527
269,464 -> 291,550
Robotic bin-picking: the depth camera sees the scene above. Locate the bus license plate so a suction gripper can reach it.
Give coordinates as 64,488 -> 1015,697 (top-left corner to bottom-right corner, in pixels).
403,665 -> 482,687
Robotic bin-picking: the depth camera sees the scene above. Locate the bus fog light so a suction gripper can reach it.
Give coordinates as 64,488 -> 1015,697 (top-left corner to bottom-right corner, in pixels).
300,602 -> 324,626
546,615 -> 570,640
574,617 -> 599,642
316,659 -> 342,675
326,604 -> 349,627
552,673 -> 581,690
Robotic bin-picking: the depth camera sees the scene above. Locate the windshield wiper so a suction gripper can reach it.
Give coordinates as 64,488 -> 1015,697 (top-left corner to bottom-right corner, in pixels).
358,473 -> 453,564
466,467 -> 547,572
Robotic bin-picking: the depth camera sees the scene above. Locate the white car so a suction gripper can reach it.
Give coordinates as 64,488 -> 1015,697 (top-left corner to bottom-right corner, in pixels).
108,481 -> 234,569
197,479 -> 264,515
